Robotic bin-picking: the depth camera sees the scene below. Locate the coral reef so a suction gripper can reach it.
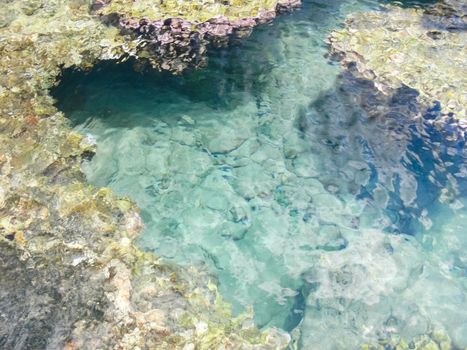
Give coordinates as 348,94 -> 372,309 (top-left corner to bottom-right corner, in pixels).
0,0 -> 294,348
92,0 -> 301,72
327,0 -> 466,123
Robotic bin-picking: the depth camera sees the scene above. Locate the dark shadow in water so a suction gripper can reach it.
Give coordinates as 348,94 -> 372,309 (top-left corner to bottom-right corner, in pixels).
53,57 -> 467,334
55,0 -> 359,124
286,71 -> 466,337
54,0 -> 441,128
298,68 -> 466,236
54,57 -> 264,120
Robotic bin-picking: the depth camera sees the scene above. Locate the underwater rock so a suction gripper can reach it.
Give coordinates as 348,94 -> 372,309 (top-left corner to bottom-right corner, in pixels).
93,0 -> 301,73
360,328 -> 455,350
0,0 -> 294,348
328,0 -> 467,125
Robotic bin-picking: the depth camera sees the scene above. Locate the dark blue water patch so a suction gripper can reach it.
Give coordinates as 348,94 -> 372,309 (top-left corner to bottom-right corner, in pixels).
388,104 -> 467,233
301,73 -> 467,236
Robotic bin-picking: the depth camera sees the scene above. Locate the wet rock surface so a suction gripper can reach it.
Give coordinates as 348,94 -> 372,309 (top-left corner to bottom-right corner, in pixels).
93,0 -> 301,72
327,0 -> 466,124
0,0 -> 294,348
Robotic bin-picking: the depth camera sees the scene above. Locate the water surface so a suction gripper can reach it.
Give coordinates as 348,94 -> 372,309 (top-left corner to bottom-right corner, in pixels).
55,0 -> 467,348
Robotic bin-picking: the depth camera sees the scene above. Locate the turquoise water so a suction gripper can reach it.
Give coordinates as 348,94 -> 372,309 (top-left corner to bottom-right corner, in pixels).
55,0 -> 467,348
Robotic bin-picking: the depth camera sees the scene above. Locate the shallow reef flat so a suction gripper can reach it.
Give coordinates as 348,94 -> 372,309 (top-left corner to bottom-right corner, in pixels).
328,0 -> 467,124
0,0 -> 298,348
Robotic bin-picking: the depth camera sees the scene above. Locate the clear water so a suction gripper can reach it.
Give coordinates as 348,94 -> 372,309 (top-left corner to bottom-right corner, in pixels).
55,0 -> 467,348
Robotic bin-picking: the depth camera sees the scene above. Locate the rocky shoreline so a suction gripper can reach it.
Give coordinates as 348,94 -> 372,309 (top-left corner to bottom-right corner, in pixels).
93,0 -> 301,72
327,0 -> 466,130
0,0 -> 298,348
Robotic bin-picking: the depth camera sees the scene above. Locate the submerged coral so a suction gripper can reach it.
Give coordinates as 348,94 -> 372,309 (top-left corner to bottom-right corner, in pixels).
0,0 -> 294,348
328,0 -> 466,123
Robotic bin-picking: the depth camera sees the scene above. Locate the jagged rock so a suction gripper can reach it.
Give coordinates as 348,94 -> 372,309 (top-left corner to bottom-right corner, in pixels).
93,0 -> 301,73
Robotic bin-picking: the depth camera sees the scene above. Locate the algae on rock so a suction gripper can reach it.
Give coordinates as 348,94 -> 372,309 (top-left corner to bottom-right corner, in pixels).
97,0 -> 283,22
92,0 -> 301,72
328,1 -> 467,122
0,0 -> 292,348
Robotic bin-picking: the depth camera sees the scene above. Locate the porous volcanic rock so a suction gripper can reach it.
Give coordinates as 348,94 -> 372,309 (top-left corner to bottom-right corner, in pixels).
92,0 -> 301,72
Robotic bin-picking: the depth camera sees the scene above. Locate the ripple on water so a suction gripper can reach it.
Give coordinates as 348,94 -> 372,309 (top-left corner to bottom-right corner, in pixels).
54,0 -> 467,348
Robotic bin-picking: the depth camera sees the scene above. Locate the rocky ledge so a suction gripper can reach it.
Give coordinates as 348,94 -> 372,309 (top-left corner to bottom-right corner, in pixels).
0,0 -> 297,349
92,0 -> 301,72
327,0 -> 466,128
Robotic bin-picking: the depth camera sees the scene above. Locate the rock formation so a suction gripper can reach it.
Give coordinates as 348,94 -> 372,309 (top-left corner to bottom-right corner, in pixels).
0,0 -> 297,348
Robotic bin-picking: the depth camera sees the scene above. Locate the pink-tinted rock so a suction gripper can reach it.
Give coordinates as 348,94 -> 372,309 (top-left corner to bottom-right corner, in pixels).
94,0 -> 302,73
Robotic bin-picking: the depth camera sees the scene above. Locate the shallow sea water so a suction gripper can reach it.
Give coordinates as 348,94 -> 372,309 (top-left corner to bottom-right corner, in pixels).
55,0 -> 467,348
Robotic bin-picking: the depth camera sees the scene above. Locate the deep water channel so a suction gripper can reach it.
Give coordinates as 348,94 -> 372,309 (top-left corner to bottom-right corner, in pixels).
54,0 -> 467,348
